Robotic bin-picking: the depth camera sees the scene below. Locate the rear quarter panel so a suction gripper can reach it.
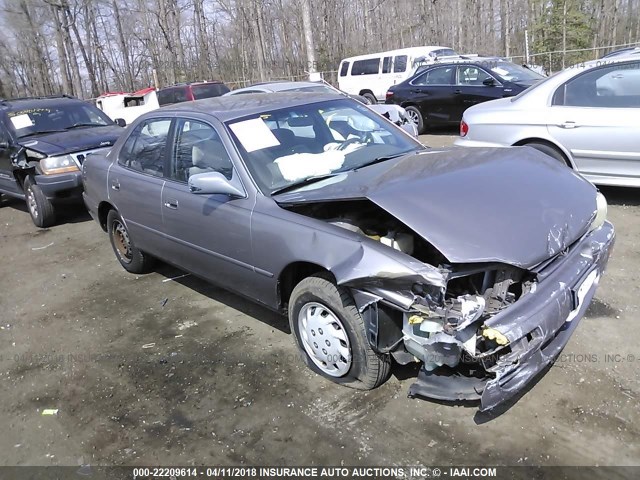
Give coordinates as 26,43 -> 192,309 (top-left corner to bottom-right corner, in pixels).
82,151 -> 113,219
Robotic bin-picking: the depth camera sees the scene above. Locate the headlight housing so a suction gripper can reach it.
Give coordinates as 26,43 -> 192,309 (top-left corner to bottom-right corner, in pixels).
589,192 -> 607,232
39,155 -> 79,175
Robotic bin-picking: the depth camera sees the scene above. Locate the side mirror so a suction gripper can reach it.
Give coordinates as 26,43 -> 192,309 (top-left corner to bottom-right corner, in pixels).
114,118 -> 127,127
188,172 -> 244,197
483,78 -> 496,86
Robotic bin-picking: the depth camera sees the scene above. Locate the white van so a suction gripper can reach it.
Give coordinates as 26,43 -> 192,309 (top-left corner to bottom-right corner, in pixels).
337,46 -> 458,103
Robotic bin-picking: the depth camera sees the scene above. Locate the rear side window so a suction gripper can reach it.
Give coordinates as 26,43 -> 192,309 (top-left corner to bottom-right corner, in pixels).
157,89 -> 173,106
352,58 -> 380,75
191,83 -> 230,100
118,118 -> 172,177
339,61 -> 350,77
382,56 -> 392,74
553,61 -> 640,108
393,55 -> 408,73
412,66 -> 455,86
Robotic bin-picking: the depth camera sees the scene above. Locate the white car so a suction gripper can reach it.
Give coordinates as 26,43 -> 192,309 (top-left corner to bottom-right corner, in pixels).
455,54 -> 640,187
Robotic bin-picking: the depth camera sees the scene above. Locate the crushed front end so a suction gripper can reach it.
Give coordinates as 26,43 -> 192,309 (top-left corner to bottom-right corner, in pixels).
350,221 -> 614,412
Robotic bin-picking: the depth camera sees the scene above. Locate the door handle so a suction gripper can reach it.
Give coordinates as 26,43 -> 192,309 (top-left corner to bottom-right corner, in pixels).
111,180 -> 120,191
559,121 -> 578,129
454,89 -> 462,94
164,199 -> 179,209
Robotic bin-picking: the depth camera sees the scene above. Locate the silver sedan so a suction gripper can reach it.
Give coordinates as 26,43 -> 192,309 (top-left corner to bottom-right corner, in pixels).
455,54 -> 640,187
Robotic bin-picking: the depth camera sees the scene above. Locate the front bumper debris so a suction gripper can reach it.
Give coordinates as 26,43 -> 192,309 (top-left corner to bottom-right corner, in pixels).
408,221 -> 615,411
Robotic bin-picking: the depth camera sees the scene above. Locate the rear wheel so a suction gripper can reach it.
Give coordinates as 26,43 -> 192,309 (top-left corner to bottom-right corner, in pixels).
24,177 -> 56,228
405,106 -> 425,134
288,273 -> 391,390
361,92 -> 377,105
524,142 -> 569,166
107,209 -> 155,273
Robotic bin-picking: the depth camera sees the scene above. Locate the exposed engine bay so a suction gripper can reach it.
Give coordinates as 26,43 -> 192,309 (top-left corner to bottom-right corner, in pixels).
284,200 -> 536,374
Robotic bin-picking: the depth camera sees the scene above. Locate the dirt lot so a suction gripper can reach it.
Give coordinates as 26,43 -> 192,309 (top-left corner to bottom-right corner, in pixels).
1,134 -> 639,469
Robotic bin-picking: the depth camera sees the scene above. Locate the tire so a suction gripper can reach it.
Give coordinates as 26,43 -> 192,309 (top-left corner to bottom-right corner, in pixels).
525,142 -> 568,166
288,273 -> 391,390
361,92 -> 377,105
107,209 -> 155,274
404,106 -> 425,134
24,177 -> 56,228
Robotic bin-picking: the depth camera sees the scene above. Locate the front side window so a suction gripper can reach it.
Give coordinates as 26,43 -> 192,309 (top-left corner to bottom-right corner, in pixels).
6,102 -> 113,138
553,61 -> 640,108
412,66 -> 455,86
351,58 -> 380,75
393,55 -> 408,73
225,99 -> 424,194
170,119 -> 233,182
118,118 -> 172,177
457,66 -> 494,86
339,61 -> 350,77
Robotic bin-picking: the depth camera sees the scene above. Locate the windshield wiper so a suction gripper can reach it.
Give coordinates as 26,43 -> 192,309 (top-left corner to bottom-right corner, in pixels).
271,173 -> 341,196
65,123 -> 104,130
352,149 -> 417,171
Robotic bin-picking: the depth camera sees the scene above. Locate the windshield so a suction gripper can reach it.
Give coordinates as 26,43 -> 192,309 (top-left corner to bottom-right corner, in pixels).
7,102 -> 113,138
225,99 -> 424,195
490,62 -> 544,82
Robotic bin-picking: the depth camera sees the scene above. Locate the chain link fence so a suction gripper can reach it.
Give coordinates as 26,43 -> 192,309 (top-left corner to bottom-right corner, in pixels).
508,42 -> 639,75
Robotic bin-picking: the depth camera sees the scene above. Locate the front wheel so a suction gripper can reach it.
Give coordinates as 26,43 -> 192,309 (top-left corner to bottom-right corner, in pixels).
404,106 -> 425,134
288,273 -> 391,390
361,92 -> 377,105
24,177 -> 56,228
107,209 -> 155,274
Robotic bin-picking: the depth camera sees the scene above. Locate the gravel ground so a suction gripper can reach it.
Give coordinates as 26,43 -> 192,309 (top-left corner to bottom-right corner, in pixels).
0,133 -> 638,470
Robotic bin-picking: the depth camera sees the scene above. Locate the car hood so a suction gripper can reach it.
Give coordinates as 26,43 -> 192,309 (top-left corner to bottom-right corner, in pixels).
274,147 -> 597,269
18,125 -> 123,156
510,78 -> 540,89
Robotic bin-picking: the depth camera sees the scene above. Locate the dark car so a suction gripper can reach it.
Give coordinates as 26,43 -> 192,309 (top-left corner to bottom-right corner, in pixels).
83,93 -> 613,412
385,59 -> 544,133
0,95 -> 123,227
157,81 -> 230,107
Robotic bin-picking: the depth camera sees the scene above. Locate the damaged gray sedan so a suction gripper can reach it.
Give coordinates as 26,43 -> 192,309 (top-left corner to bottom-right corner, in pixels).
82,93 -> 614,411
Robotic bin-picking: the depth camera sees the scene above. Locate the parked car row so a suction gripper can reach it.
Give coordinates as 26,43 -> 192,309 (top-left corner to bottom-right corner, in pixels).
78,91 -> 613,412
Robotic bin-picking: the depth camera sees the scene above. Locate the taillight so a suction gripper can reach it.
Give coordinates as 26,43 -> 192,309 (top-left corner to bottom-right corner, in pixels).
460,120 -> 469,137
386,91 -> 394,99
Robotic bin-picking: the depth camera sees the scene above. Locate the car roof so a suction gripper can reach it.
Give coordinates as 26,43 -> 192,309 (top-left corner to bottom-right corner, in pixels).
159,92 -> 345,122
231,81 -> 327,94
0,96 -> 86,111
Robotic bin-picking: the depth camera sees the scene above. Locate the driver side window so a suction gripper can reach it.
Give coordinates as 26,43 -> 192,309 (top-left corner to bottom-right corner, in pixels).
169,119 -> 234,183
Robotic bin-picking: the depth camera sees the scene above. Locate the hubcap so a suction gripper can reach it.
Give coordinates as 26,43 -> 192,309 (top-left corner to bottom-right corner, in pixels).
298,302 -> 351,377
407,109 -> 420,126
112,220 -> 133,263
26,186 -> 38,218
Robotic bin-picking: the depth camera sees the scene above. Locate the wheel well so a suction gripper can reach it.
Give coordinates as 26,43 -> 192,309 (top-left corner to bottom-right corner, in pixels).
98,202 -> 115,232
513,138 -> 572,168
278,262 -> 332,310
359,89 -> 375,99
12,169 -> 32,190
